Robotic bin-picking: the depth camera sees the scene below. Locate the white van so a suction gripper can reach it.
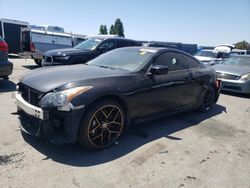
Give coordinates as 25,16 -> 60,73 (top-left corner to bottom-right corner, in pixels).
21,27 -> 73,65
230,49 -> 247,55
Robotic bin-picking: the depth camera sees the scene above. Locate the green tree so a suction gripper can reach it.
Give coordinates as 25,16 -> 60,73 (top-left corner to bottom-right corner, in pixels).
102,25 -> 108,34
109,24 -> 115,34
235,40 -> 250,50
99,25 -> 108,34
114,18 -> 125,37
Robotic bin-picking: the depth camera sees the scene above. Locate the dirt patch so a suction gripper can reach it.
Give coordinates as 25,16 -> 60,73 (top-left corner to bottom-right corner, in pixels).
130,143 -> 166,166
195,119 -> 246,139
0,152 -> 24,166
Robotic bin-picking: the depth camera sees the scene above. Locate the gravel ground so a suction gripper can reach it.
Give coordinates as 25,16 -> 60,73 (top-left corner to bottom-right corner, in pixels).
0,58 -> 250,188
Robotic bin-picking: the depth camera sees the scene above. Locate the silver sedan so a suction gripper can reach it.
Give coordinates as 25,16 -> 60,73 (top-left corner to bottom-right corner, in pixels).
213,55 -> 250,94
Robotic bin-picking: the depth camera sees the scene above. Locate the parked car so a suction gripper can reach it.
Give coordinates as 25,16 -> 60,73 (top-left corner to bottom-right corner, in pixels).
195,45 -> 232,66
196,49 -> 231,65
0,36 -> 13,80
41,36 -> 140,66
213,55 -> 250,94
230,49 -> 247,55
16,47 -> 220,150
144,41 -> 197,55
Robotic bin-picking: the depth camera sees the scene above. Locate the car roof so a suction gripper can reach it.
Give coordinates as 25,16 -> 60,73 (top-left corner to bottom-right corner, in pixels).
89,35 -> 122,38
106,37 -> 137,42
87,36 -> 137,42
118,46 -> 193,55
121,46 -> 164,51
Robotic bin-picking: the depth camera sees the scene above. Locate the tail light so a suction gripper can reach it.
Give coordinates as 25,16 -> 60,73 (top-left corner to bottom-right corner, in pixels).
0,41 -> 8,52
30,42 -> 35,52
215,79 -> 221,88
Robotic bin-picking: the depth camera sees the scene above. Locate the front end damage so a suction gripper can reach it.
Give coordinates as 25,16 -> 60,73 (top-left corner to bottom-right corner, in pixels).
16,84 -> 85,144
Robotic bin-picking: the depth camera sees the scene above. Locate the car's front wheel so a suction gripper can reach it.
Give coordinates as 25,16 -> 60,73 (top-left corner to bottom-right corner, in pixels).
79,100 -> 125,150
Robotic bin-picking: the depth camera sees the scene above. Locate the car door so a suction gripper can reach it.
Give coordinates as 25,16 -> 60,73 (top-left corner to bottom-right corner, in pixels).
146,51 -> 195,113
177,53 -> 204,104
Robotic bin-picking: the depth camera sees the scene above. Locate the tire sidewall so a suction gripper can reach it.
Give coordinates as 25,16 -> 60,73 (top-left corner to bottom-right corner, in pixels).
199,87 -> 215,112
78,100 -> 125,150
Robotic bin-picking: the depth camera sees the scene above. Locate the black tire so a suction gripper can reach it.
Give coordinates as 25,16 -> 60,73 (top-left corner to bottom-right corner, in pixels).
78,100 -> 126,150
198,87 -> 216,112
34,59 -> 42,66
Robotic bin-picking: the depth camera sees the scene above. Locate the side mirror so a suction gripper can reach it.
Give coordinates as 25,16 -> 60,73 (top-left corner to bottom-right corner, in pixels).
150,65 -> 168,75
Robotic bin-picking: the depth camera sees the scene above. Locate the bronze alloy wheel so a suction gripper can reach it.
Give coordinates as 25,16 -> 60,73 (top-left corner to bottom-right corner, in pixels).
83,103 -> 125,149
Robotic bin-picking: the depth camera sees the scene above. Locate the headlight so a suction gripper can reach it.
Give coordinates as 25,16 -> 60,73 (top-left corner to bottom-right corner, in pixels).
53,56 -> 70,62
39,86 -> 92,107
240,73 -> 250,81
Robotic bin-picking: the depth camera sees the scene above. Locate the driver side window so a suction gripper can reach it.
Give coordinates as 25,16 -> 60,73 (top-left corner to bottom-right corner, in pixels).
99,41 -> 116,50
154,52 -> 184,71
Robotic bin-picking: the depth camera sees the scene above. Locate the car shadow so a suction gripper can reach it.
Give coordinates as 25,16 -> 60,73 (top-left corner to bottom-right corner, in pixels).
0,79 -> 16,93
221,91 -> 250,99
22,65 -> 40,70
21,104 -> 226,167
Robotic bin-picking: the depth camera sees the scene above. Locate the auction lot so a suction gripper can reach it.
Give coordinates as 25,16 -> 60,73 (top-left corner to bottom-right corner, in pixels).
0,58 -> 250,188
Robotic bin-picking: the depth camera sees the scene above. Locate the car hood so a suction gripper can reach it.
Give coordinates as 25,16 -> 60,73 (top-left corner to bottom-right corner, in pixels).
194,56 -> 214,62
44,48 -> 92,56
213,64 -> 250,76
19,65 -> 128,93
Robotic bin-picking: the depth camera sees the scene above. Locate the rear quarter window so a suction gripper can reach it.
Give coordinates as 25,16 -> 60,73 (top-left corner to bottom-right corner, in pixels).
128,41 -> 138,46
178,53 -> 200,69
117,40 -> 129,48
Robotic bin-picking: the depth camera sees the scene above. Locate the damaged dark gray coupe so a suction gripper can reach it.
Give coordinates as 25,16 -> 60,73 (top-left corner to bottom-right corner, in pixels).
16,47 -> 221,150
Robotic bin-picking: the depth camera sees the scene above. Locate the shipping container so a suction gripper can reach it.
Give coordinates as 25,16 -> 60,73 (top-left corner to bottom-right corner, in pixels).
0,18 -> 29,54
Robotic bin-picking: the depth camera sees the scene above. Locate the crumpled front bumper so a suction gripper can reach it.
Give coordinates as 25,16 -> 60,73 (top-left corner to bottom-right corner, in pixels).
16,92 -> 85,144
16,92 -> 49,120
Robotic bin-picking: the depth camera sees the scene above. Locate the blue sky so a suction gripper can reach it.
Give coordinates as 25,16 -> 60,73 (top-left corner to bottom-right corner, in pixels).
1,0 -> 250,45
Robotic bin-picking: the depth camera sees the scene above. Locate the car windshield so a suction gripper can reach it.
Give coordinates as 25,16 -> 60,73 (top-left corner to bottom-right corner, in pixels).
87,48 -> 155,72
195,50 -> 217,58
74,38 -> 103,50
223,57 -> 250,66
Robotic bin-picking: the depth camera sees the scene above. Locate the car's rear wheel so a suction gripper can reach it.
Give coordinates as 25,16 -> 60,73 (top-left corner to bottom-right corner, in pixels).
79,100 -> 125,150
198,87 -> 215,112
